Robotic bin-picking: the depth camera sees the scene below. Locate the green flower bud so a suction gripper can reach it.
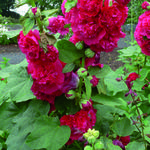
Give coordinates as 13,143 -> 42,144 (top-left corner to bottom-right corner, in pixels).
88,136 -> 96,144
84,145 -> 93,150
83,132 -> 89,140
75,41 -> 84,50
93,130 -> 99,139
85,48 -> 95,58
77,68 -> 87,77
94,141 -> 104,150
65,90 -> 76,99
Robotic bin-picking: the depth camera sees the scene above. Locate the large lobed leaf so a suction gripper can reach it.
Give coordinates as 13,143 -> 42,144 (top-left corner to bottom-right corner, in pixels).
57,40 -> 84,63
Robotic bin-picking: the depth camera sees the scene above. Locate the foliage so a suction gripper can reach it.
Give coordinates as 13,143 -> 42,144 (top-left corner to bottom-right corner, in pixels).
1,0 -> 150,150
36,0 -> 63,15
126,0 -> 145,24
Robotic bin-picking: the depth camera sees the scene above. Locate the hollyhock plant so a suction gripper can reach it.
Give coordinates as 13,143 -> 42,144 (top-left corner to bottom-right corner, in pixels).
115,0 -> 130,5
60,102 -> 97,145
142,1 -> 150,10
47,16 -> 69,35
61,0 -> 128,53
134,10 -> 150,56
126,72 -> 139,89
18,30 -> 41,60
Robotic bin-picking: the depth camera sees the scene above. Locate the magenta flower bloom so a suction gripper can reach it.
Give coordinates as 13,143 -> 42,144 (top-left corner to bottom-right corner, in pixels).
134,10 -> 150,56
142,1 -> 150,10
31,7 -> 37,15
18,30 -> 40,60
47,16 -> 69,35
60,104 -> 97,145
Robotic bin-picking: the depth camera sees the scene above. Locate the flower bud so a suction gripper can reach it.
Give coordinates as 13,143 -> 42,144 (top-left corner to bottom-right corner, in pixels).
93,130 -> 99,139
77,68 -> 88,77
84,145 -> 93,150
85,48 -> 95,58
65,90 -> 76,99
29,7 -> 41,19
88,136 -> 96,144
94,141 -> 104,150
75,41 -> 84,50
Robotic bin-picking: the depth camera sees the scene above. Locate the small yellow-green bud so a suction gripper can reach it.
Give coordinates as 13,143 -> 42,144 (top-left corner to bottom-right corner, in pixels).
65,90 -> 76,99
84,145 -> 93,150
94,141 -> 104,150
93,130 -> 99,139
88,136 -> 96,144
75,41 -> 84,50
85,48 -> 95,58
77,68 -> 87,77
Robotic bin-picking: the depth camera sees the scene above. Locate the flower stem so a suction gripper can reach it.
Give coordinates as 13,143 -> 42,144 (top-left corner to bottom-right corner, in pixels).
144,56 -> 147,66
30,0 -> 44,33
131,94 -> 147,149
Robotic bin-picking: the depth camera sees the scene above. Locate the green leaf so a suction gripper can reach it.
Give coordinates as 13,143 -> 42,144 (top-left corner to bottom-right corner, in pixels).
0,102 -> 27,131
62,63 -> 75,73
139,67 -> 150,81
126,141 -> 145,150
41,9 -> 58,17
26,116 -> 71,150
132,78 -> 145,91
23,18 -> 35,35
84,77 -> 92,99
6,100 -> 50,150
100,137 -> 122,150
55,95 -> 79,114
0,59 -> 28,78
96,79 -> 107,95
118,45 -> 141,57
88,65 -> 112,78
64,23 -> 71,28
57,40 -> 84,63
112,118 -> 135,136
104,71 -> 128,95
92,94 -> 127,108
65,0 -> 77,12
0,66 -> 35,103
5,29 -> 22,38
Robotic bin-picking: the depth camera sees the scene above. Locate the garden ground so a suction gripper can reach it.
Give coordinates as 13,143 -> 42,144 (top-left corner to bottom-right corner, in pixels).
0,44 -> 124,70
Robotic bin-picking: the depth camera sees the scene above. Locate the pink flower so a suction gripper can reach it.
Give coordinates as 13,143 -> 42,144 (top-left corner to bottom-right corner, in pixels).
77,0 -> 103,17
142,1 -> 150,10
113,136 -> 130,150
115,0 -> 130,5
47,16 -> 69,35
90,75 -> 99,87
60,104 -> 97,145
126,72 -> 139,89
126,72 -> 139,82
134,10 -> 150,56
1,78 -> 4,81
31,7 -> 37,15
17,30 -> 40,60
69,34 -> 81,45
116,136 -> 130,146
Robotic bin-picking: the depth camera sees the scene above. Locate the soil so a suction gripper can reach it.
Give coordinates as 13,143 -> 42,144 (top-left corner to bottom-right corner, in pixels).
0,44 -> 124,70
